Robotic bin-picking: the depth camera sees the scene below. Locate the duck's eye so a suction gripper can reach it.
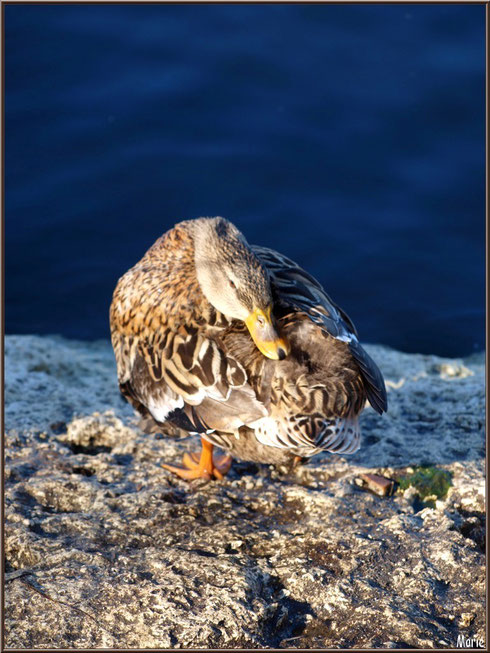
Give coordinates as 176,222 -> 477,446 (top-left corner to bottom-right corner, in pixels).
229,280 -> 236,289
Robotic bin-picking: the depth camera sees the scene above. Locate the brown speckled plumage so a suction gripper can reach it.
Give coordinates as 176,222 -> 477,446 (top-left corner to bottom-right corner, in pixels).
110,217 -> 387,466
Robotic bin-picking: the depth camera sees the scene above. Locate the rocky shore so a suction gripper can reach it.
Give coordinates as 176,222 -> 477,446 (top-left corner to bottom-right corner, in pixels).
5,335 -> 485,648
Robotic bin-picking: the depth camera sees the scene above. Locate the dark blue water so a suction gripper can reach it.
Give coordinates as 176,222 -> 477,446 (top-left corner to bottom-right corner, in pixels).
6,4 -> 485,356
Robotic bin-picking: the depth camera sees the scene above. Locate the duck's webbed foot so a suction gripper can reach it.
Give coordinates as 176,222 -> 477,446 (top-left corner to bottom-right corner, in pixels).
162,438 -> 233,481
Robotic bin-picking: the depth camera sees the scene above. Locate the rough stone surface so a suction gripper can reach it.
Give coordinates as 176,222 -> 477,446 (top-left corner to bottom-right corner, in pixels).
5,335 -> 486,648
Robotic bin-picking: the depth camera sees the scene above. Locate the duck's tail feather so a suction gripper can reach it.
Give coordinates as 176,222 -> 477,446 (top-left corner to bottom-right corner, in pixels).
250,414 -> 361,456
315,416 -> 361,454
348,339 -> 388,414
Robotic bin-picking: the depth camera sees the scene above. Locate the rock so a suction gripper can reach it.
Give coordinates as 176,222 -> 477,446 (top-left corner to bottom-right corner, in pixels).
5,335 -> 485,648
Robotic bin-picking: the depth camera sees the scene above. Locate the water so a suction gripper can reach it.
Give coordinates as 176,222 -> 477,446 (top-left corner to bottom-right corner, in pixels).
5,4 -> 485,357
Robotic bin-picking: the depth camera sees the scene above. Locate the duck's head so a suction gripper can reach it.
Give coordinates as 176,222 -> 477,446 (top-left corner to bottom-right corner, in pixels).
193,217 -> 289,360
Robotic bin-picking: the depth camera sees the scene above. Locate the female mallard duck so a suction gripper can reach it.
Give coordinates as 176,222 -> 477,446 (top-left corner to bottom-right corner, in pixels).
110,217 -> 387,480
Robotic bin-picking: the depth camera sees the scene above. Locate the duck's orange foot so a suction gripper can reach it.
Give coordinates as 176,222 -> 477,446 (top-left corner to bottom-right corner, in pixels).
162,438 -> 232,481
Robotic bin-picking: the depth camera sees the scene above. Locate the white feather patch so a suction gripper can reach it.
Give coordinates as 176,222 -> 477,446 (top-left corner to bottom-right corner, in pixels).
334,333 -> 353,343
249,417 -> 289,449
147,395 -> 184,423
316,417 -> 361,454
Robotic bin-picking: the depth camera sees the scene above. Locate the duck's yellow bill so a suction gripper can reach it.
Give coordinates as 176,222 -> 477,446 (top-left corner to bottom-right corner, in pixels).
245,306 -> 289,360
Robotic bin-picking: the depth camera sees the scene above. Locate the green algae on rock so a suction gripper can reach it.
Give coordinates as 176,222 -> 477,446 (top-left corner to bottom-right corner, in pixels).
397,465 -> 453,506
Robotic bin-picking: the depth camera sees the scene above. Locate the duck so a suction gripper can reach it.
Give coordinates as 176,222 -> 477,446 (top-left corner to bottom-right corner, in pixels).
109,217 -> 387,480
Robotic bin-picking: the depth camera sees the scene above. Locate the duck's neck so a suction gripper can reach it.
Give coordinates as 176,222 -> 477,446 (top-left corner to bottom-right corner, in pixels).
148,222 -> 231,330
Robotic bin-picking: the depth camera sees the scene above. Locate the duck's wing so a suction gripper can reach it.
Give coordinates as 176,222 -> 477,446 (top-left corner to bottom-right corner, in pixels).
109,232 -> 269,437
253,245 -> 388,415
111,326 -> 268,435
